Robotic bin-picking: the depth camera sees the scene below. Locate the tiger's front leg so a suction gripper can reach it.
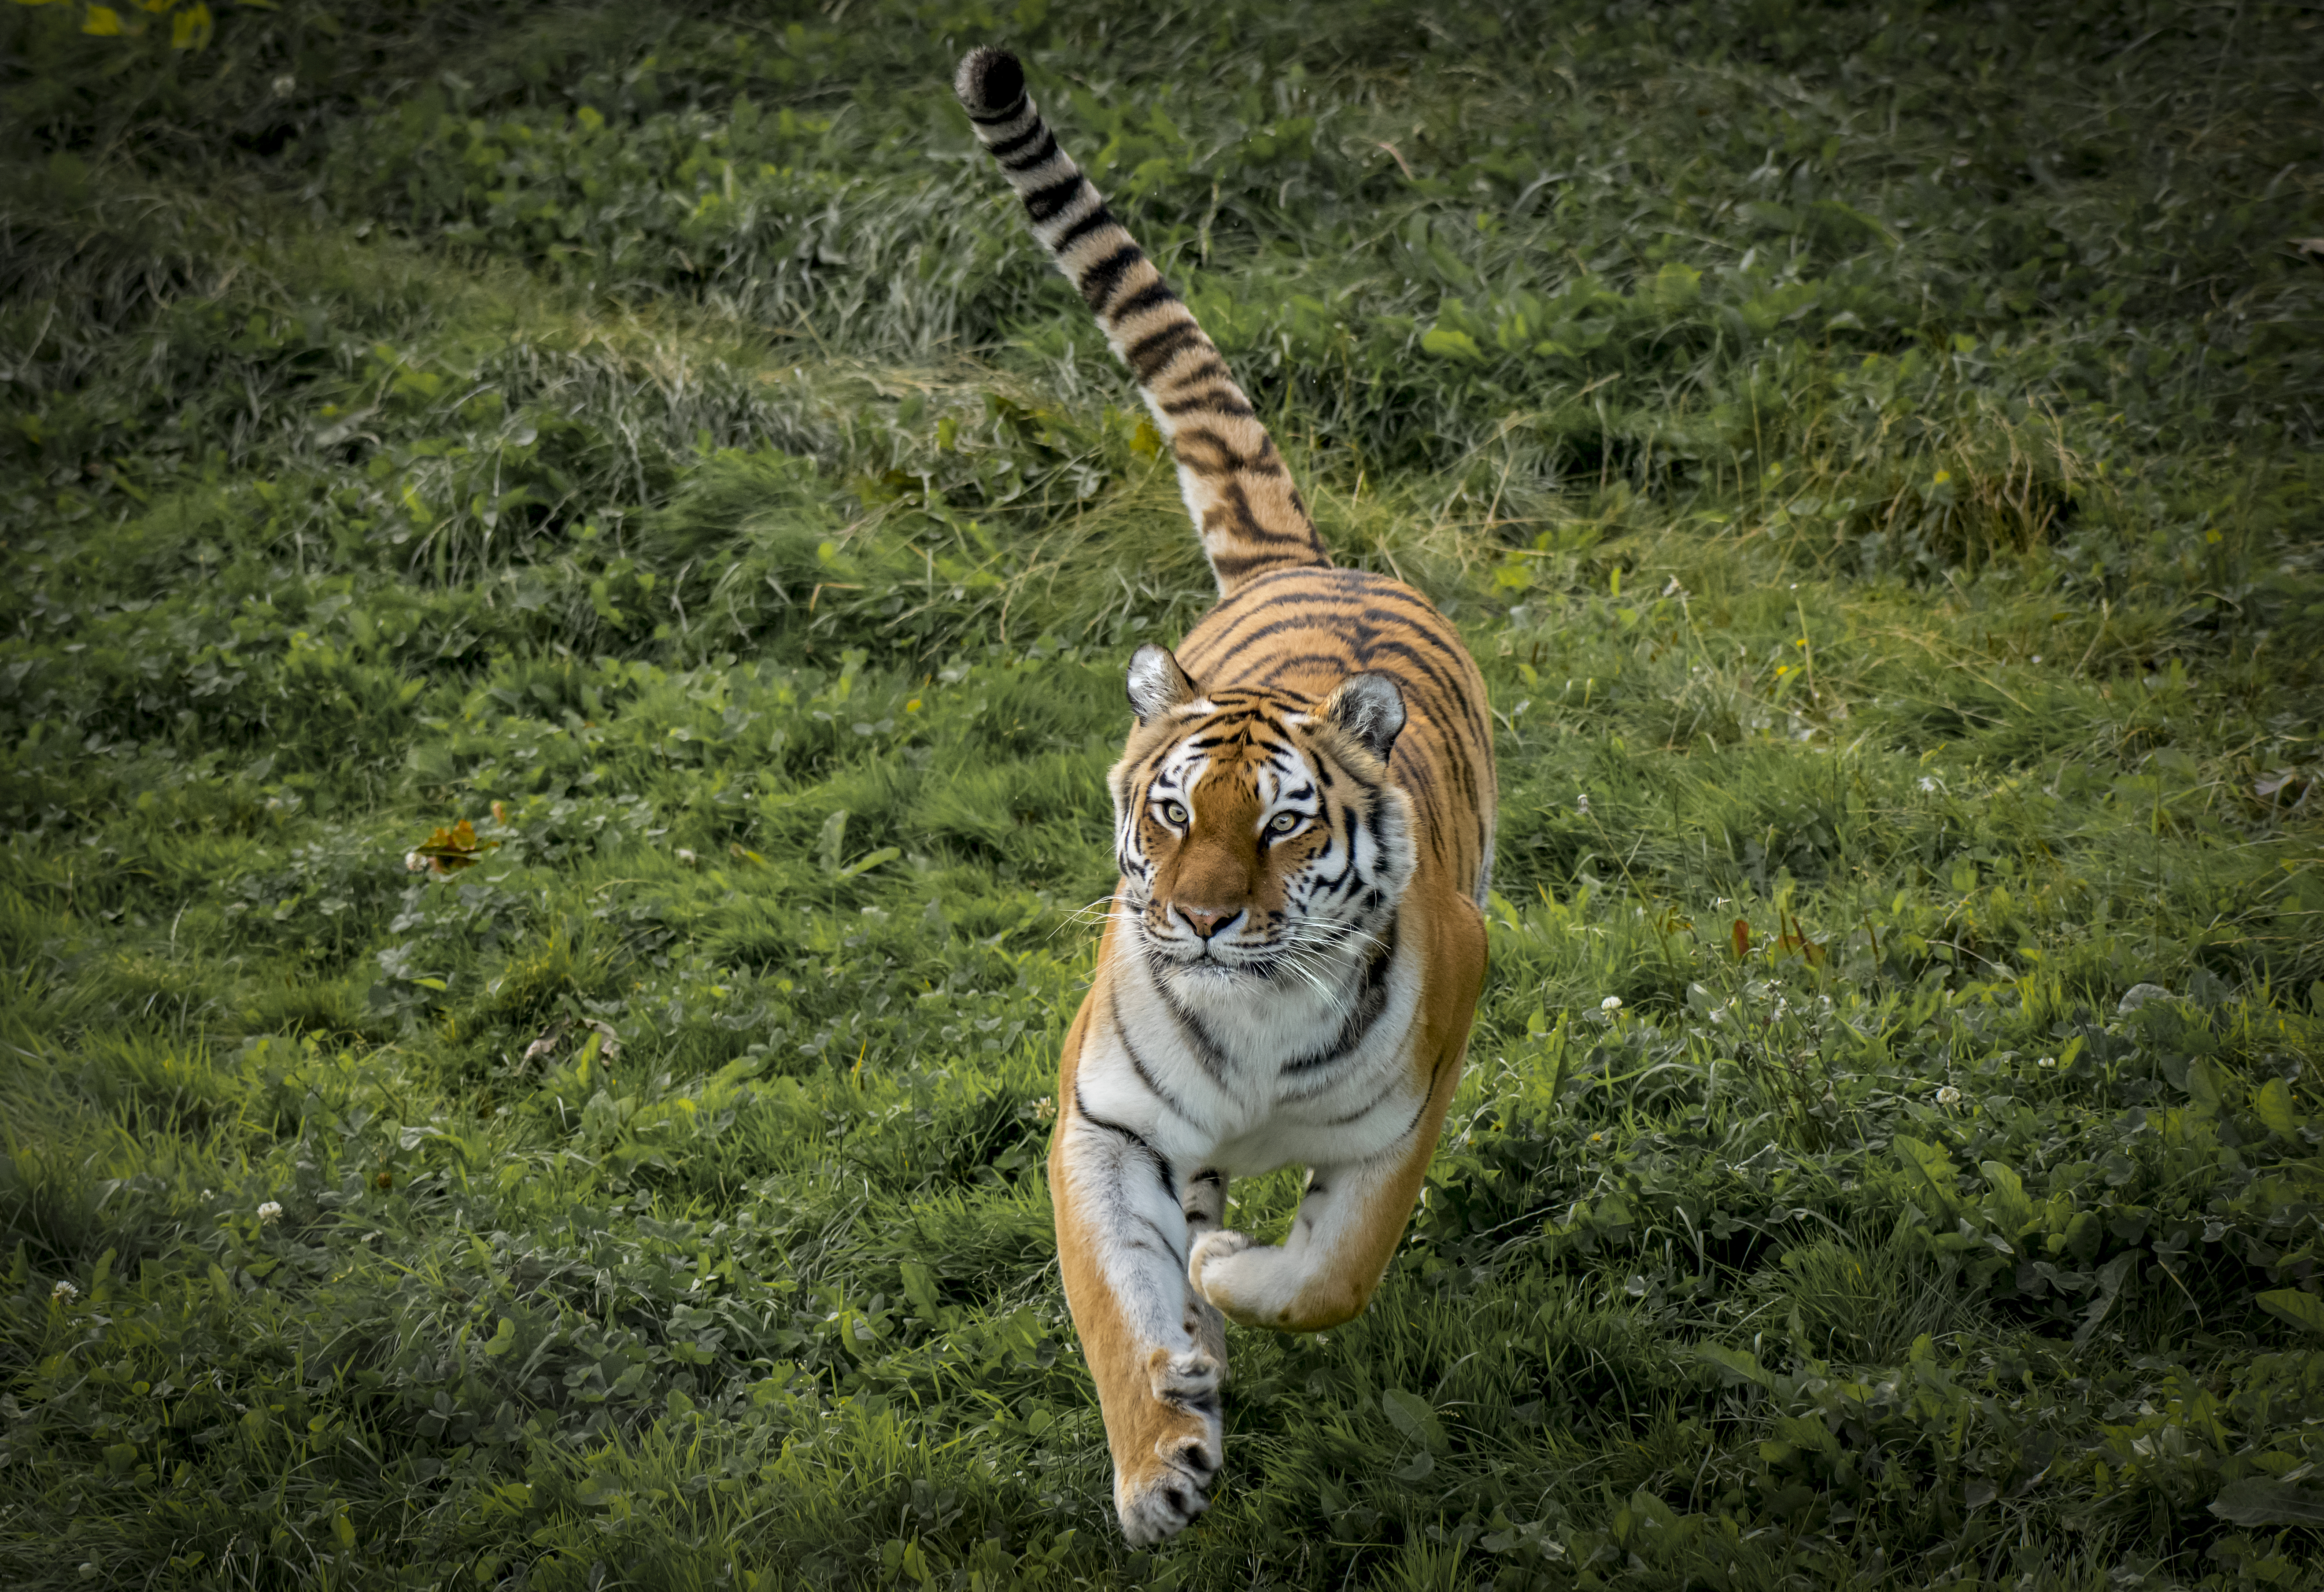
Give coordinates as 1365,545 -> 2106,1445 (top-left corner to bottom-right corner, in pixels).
1187,1142 -> 1434,1333
1189,1027 -> 1470,1333
1050,1095 -> 1226,1544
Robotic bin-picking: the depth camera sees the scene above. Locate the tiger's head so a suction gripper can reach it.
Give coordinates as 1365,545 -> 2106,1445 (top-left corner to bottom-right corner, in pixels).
1107,643 -> 1414,989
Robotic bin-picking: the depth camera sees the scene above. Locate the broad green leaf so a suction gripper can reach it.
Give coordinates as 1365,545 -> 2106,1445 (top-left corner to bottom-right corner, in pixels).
1979,1160 -> 2034,1234
1379,1388 -> 1446,1452
1895,1136 -> 1962,1215
2184,1055 -> 2224,1114
899,1260 -> 942,1323
2254,1077 -> 2299,1137
2256,1289 -> 2324,1337
1694,1342 -> 1771,1389
1420,327 -> 1484,362
2210,1477 -> 2324,1526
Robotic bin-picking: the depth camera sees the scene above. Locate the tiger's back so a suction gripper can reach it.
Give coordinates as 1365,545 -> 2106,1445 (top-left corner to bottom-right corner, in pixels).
954,45 -> 1495,1548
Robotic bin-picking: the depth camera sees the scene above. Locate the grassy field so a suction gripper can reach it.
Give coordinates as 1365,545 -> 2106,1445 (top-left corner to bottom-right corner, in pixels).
4,1 -> 2324,1586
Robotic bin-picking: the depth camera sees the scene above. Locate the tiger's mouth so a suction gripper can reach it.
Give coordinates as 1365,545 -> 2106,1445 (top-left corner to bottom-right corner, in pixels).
1153,933 -> 1261,972
1144,923 -> 1352,990
1136,914 -> 1270,977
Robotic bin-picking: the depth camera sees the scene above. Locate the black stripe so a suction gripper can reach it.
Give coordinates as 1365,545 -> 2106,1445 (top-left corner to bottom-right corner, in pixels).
1146,968 -> 1233,1086
1400,1036 -> 1463,1136
1021,174 -> 1086,222
1172,424 -> 1272,474
1110,281 -> 1182,323
1209,549 -> 1302,583
1201,624 -> 1484,739
1324,1065 -> 1412,1127
1134,1212 -> 1189,1270
1126,321 -> 1204,383
1171,423 -> 1243,469
1279,915 -> 1398,1075
1111,983 -> 1198,1122
1161,390 -> 1254,419
986,121 -> 1048,161
1077,243 -> 1145,311
1214,577 -> 1456,622
1071,1081 -> 1176,1203
968,100 -> 1030,126
999,130 -> 1061,173
1259,645 -> 1474,737
1052,203 -> 1117,254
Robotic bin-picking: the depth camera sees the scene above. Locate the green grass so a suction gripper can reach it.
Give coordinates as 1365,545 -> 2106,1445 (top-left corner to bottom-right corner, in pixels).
3,1 -> 2323,1587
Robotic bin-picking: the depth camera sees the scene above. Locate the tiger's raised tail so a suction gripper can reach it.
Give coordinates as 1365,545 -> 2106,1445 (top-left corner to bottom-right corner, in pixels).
955,48 -> 1330,595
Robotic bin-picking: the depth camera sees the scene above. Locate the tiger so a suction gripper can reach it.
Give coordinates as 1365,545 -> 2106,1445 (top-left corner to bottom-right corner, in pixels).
955,47 -> 1496,1545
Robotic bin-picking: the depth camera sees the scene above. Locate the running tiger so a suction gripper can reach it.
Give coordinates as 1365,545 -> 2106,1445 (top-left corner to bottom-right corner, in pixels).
955,47 -> 1496,1545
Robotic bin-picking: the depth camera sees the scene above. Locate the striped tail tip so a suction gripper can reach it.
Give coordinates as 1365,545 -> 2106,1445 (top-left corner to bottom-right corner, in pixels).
955,48 -> 1028,123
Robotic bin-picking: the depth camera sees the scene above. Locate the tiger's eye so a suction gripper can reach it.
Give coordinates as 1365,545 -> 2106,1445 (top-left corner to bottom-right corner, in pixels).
1269,812 -> 1299,835
1164,801 -> 1189,826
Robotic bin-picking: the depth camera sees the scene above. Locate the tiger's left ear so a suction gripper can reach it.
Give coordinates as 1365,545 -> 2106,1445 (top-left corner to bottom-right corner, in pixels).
1126,644 -> 1201,724
1322,672 -> 1404,763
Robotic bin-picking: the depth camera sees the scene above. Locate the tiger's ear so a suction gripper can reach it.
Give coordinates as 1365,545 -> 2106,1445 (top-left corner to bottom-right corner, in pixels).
1321,672 -> 1404,763
1126,644 -> 1201,724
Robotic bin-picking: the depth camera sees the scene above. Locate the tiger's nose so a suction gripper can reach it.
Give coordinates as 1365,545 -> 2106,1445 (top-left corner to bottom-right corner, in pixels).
1178,905 -> 1240,940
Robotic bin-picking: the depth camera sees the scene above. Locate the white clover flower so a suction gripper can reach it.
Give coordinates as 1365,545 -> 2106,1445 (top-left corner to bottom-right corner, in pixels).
1033,1095 -> 1057,1125
257,1200 -> 284,1224
51,1279 -> 78,1304
1917,776 -> 1940,795
676,848 -> 700,867
1576,792 -> 1592,816
2037,1056 -> 2058,1069
404,850 -> 428,873
1935,1086 -> 1962,1108
1600,995 -> 1623,1013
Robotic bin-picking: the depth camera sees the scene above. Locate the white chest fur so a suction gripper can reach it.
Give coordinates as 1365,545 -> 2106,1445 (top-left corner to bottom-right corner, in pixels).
1073,916 -> 1425,1177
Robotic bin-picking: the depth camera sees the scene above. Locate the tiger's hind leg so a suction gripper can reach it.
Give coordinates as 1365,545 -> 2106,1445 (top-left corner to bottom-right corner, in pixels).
1051,1105 -> 1224,1544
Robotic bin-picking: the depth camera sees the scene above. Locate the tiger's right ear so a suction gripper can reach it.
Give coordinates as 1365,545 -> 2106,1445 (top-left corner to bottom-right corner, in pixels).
1126,644 -> 1200,724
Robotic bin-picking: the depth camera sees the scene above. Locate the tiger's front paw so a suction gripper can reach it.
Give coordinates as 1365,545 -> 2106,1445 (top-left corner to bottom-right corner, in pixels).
1187,1227 -> 1253,1308
1190,1227 -> 1290,1326
1114,1348 -> 1223,1545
